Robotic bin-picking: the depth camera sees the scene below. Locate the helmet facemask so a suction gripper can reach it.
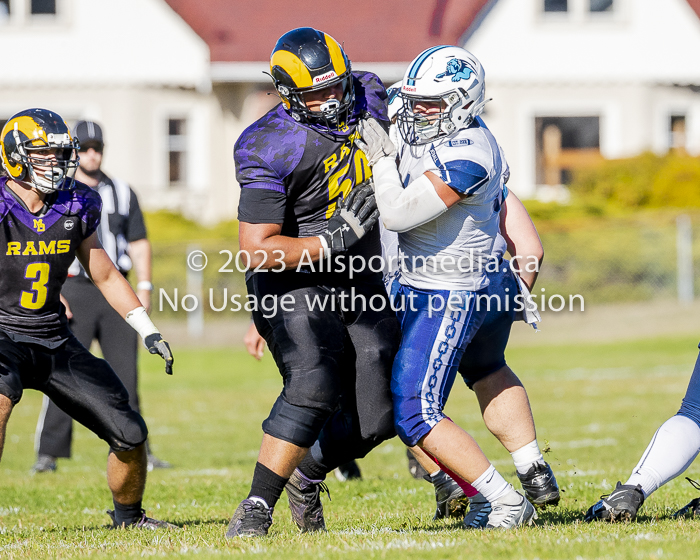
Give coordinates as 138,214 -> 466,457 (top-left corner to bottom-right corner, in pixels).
13,129 -> 80,193
397,89 -> 485,146
278,71 -> 355,131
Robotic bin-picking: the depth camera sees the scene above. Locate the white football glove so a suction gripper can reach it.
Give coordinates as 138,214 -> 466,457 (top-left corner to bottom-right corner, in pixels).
356,118 -> 397,167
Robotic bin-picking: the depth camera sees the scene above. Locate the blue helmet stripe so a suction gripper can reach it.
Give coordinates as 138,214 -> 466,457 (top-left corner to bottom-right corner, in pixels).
406,45 -> 451,86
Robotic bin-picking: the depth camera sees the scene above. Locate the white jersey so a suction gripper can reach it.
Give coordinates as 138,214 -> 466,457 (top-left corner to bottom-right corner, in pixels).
395,117 -> 508,291
380,222 -> 508,278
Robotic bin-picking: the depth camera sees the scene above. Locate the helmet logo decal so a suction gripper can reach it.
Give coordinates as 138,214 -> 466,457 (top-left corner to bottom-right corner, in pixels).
435,59 -> 474,83
313,71 -> 337,85
387,87 -> 401,105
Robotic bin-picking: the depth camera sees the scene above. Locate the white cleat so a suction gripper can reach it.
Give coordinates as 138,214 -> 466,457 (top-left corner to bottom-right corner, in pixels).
485,487 -> 537,529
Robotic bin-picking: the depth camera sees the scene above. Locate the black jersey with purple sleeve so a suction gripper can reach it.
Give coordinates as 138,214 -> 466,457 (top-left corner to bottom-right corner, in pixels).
235,71 -> 388,279
0,178 -> 101,346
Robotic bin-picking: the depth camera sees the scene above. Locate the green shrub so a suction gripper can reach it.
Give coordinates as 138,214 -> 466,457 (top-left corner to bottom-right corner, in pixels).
570,152 -> 700,211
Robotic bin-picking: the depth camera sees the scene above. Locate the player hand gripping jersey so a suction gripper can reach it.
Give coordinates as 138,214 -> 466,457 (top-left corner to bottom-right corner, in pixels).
0,109 -> 174,529
358,46 -> 536,529
228,28 -> 400,538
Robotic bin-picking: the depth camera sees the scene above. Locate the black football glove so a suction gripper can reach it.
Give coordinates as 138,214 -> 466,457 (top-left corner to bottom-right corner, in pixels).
144,333 -> 174,375
321,180 -> 379,254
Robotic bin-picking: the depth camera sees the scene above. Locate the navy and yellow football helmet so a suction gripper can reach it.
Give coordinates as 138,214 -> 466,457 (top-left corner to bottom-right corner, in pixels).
270,27 -> 355,131
1,108 -> 80,193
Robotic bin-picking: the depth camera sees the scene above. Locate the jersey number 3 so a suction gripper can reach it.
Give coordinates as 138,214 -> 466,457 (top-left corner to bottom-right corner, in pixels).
21,263 -> 50,310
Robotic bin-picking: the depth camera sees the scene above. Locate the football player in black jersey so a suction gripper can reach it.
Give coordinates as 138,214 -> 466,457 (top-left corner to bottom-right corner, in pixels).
0,108 -> 175,529
227,28 -> 401,537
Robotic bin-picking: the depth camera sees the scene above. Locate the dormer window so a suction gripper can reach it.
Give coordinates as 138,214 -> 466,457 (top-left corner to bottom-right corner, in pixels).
31,0 -> 56,15
590,0 -> 613,12
544,0 -> 568,12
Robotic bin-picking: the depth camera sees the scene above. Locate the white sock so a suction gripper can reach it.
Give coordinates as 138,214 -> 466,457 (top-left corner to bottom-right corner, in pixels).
511,440 -> 545,475
472,465 -> 511,503
625,415 -> 700,498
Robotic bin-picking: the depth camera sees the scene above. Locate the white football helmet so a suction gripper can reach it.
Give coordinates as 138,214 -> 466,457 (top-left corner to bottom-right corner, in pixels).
397,46 -> 489,145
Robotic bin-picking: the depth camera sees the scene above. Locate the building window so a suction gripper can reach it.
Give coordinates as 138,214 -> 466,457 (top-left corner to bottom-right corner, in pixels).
31,0 -> 56,14
0,0 -> 10,20
535,116 -> 601,186
544,0 -> 568,12
168,118 -> 187,186
590,0 -> 613,12
670,114 -> 687,152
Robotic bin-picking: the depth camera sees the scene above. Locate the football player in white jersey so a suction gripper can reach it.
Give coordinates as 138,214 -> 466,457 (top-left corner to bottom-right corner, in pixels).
381,80 -> 560,526
357,46 -> 536,529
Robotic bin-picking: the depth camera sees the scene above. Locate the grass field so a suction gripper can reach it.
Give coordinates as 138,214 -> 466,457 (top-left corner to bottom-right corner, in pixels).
2,334 -> 700,559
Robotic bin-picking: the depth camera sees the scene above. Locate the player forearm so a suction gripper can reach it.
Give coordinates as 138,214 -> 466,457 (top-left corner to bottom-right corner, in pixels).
500,193 -> 544,290
239,222 -> 325,269
78,238 -> 151,318
93,267 -> 144,319
372,158 -> 448,233
90,259 -> 172,373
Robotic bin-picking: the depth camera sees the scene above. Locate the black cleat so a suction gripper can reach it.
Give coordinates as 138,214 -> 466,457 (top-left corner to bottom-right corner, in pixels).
673,477 -> 700,518
334,460 -> 362,482
407,448 -> 429,480
584,482 -> 645,522
107,509 -> 178,530
463,492 -> 492,529
285,469 -> 328,532
517,462 -> 560,507
427,471 -> 470,520
225,498 -> 273,538
31,454 -> 57,474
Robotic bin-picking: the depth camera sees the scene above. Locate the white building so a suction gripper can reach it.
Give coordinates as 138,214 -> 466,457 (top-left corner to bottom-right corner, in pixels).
464,0 -> 700,198
1,0 -> 698,220
0,0 -> 224,221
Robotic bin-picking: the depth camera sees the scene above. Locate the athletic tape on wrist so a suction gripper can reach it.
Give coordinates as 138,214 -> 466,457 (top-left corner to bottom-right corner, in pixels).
125,306 -> 159,339
317,235 -> 330,257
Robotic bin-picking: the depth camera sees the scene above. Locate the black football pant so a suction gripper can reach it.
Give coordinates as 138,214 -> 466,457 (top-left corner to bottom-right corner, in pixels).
0,331 -> 147,452
36,277 -> 140,458
248,271 -> 400,473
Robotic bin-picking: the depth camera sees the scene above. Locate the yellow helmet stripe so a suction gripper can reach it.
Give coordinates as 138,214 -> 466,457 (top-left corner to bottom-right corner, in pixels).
324,34 -> 347,76
10,115 -> 49,146
271,50 -> 313,89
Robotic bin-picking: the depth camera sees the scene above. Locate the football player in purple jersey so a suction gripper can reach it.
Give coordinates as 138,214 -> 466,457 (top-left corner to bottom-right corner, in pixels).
226,28 -> 400,537
0,108 -> 174,529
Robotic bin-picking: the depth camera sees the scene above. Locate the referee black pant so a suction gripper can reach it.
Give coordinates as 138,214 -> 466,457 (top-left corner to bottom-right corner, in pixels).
35,276 -> 140,458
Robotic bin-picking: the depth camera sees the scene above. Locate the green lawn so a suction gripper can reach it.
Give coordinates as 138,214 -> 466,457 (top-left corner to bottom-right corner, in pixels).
1,335 -> 700,559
